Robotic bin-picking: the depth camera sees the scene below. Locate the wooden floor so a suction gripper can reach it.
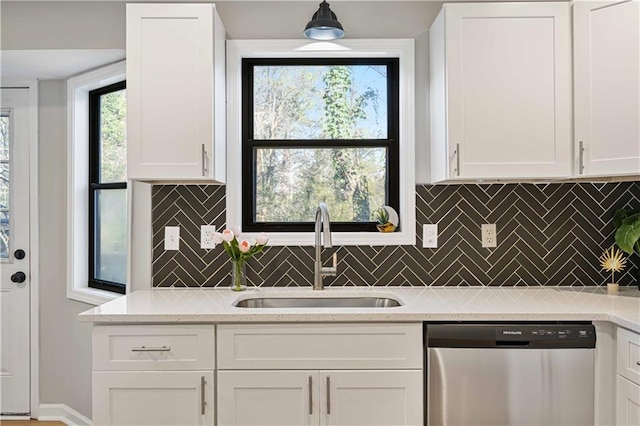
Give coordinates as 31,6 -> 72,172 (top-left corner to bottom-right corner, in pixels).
0,421 -> 65,425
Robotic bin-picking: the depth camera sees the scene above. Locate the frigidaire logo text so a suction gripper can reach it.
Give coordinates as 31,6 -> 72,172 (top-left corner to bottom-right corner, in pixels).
502,331 -> 522,335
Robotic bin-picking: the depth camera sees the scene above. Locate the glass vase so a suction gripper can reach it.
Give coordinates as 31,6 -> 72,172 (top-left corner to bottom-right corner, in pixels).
230,260 -> 247,291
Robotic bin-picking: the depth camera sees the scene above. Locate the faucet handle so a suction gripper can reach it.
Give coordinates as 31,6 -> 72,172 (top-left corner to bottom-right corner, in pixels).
324,252 -> 337,277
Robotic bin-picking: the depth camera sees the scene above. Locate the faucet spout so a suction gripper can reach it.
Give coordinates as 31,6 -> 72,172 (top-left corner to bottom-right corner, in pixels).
314,203 -> 337,290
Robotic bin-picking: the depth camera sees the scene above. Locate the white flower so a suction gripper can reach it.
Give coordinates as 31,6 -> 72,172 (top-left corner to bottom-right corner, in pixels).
221,229 -> 235,242
212,232 -> 224,244
238,240 -> 251,253
231,226 -> 241,238
255,232 -> 269,245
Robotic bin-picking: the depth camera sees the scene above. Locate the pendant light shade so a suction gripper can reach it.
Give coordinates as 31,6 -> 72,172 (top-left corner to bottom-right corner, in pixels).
303,0 -> 345,41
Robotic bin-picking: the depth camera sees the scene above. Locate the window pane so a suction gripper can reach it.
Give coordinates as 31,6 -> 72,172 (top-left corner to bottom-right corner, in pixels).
255,147 -> 386,222
95,189 -> 127,284
253,65 -> 387,140
0,211 -> 8,259
99,89 -> 127,183
0,118 -> 9,258
0,163 -> 8,209
0,115 -> 8,161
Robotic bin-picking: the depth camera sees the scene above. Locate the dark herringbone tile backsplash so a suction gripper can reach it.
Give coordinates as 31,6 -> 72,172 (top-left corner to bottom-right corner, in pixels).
151,183 -> 640,288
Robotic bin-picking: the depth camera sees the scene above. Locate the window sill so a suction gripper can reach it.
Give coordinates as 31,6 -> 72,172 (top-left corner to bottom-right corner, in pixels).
237,228 -> 416,247
67,285 -> 123,306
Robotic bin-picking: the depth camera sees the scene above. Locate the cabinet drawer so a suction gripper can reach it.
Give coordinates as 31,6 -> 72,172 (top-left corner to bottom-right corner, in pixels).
93,325 -> 215,371
617,327 -> 640,385
217,323 -> 422,370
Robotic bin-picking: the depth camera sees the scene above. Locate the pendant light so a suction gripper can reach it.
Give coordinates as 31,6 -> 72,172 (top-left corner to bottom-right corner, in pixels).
303,0 -> 345,41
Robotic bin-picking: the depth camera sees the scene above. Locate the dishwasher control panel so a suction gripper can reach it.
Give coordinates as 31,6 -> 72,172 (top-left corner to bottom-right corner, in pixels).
426,323 -> 596,349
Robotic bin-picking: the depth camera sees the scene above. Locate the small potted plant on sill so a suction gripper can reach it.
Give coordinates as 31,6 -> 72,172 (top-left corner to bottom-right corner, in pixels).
374,206 -> 397,233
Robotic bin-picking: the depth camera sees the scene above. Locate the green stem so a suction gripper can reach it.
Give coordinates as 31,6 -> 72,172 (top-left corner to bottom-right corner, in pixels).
232,260 -> 245,291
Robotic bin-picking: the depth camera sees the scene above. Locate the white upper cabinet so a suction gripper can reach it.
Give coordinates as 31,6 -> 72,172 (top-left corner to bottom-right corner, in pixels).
127,4 -> 226,181
430,2 -> 572,182
574,0 -> 640,177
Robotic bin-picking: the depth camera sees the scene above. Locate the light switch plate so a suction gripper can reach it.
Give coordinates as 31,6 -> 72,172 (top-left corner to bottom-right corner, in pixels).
201,225 -> 217,249
164,226 -> 180,250
481,224 -> 497,248
423,224 -> 438,248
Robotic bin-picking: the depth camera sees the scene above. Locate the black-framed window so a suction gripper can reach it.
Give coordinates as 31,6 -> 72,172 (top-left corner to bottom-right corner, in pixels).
242,58 -> 400,233
89,81 -> 127,294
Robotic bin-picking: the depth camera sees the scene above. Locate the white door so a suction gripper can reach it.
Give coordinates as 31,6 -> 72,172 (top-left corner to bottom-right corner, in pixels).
574,0 -> 640,176
0,88 -> 31,415
445,2 -> 571,178
217,370 -> 317,426
92,371 -> 214,426
322,370 -> 423,426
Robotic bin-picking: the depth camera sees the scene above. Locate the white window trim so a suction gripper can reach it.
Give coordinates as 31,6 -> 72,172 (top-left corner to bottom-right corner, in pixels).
66,61 -> 126,305
226,39 -> 416,246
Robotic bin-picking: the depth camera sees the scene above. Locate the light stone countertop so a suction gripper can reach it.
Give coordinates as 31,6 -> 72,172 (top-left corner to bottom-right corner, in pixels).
78,286 -> 640,332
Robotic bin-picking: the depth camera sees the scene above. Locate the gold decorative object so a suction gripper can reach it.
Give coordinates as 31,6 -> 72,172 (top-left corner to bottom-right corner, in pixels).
599,246 -> 627,291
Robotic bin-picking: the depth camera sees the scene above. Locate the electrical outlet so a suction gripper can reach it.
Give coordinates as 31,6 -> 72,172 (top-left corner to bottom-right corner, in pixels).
201,225 -> 217,249
481,224 -> 497,248
164,226 -> 180,250
423,224 -> 438,248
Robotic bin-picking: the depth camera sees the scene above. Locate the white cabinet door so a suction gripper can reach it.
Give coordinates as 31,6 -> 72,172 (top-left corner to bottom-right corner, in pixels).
430,2 -> 571,181
616,376 -> 640,426
217,370 -> 318,426
574,0 -> 640,177
322,370 -> 423,426
92,371 -> 214,426
126,4 -> 226,181
217,370 -> 423,426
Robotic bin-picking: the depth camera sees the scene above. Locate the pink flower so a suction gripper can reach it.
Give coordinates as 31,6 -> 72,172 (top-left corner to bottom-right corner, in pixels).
212,232 -> 224,244
255,232 -> 269,245
221,229 -> 235,242
231,226 -> 241,238
238,240 -> 251,253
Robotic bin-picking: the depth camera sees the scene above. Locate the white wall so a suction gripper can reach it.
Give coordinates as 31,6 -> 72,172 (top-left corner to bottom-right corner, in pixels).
38,80 -> 93,418
2,1 -> 442,419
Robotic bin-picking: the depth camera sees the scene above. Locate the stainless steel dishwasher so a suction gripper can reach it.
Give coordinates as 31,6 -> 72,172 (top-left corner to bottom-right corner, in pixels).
426,322 -> 596,426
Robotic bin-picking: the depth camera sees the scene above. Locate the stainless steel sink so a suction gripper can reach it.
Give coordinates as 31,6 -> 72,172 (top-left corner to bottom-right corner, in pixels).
233,296 -> 402,308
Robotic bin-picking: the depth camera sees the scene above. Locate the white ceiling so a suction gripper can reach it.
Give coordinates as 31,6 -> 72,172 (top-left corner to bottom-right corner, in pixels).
0,49 -> 125,80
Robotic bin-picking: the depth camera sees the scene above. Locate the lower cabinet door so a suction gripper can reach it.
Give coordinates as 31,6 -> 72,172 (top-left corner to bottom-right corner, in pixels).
217,370 -> 318,426
322,370 -> 423,426
93,371 -> 214,426
617,375 -> 640,426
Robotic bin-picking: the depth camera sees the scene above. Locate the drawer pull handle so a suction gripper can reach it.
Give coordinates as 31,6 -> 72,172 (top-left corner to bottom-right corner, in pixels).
131,346 -> 171,352
308,375 -> 313,415
201,376 -> 207,415
326,375 -> 331,415
636,361 -> 640,366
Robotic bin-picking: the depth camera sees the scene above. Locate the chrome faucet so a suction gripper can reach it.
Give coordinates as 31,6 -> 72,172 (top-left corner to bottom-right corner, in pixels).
314,203 -> 337,290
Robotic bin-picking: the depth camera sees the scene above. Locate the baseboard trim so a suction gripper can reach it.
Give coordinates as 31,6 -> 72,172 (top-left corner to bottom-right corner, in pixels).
39,403 -> 91,426
0,415 -> 31,420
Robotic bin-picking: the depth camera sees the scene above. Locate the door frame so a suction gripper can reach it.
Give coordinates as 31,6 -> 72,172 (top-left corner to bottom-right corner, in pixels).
1,79 -> 40,418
